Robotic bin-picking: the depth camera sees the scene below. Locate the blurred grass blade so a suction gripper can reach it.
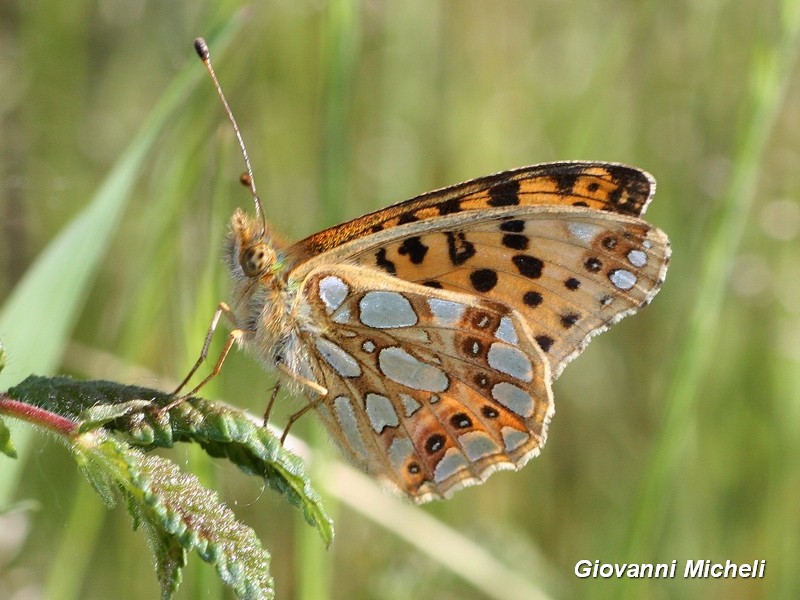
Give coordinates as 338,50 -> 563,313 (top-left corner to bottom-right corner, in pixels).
619,2 -> 800,593
0,21 -> 241,507
322,461 -> 554,600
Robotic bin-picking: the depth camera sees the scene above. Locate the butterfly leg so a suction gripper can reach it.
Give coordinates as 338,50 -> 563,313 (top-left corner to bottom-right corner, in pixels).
276,362 -> 328,396
280,399 -> 321,444
161,302 -> 241,413
161,328 -> 243,412
263,383 -> 282,426
274,363 -> 328,443
172,302 -> 238,395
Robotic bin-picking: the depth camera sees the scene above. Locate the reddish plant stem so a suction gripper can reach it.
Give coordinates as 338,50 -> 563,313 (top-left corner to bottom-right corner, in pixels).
0,394 -> 78,436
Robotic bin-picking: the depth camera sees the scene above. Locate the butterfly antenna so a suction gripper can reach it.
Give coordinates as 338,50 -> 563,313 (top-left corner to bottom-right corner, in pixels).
194,38 -> 267,233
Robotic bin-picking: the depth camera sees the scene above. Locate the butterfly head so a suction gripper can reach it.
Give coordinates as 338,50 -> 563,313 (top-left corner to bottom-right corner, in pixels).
228,208 -> 280,282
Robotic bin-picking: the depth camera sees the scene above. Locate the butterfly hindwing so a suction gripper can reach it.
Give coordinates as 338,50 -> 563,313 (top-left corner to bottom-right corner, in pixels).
295,264 -> 553,502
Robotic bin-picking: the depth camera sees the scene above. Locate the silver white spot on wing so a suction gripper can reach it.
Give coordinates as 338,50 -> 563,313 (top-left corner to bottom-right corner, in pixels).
494,316 -> 518,345
501,427 -> 530,452
434,448 -> 468,483
359,291 -> 418,328
609,269 -> 637,290
491,382 -> 535,417
365,393 -> 400,433
459,431 -> 501,461
315,337 -> 362,377
487,343 -> 533,382
334,396 -> 367,456
427,298 -> 466,327
318,276 -> 349,313
388,437 -> 414,469
378,346 -> 449,392
399,393 -> 421,417
567,221 -> 603,244
362,340 -> 376,353
627,249 -> 647,267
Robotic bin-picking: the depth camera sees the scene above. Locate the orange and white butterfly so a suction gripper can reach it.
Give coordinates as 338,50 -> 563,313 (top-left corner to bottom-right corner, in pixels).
180,40 -> 670,504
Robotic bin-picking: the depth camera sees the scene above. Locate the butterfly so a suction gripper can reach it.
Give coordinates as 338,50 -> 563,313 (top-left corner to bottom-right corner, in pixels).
178,40 -> 671,504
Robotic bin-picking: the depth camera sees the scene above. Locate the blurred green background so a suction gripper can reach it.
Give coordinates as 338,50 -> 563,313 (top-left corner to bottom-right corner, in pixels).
1,1 -> 799,599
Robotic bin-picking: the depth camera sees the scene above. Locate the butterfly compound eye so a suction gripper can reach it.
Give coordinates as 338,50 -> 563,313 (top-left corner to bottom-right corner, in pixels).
240,243 -> 273,277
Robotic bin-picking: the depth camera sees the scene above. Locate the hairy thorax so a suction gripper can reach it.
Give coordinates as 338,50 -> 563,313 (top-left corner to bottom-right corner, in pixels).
226,210 -> 290,358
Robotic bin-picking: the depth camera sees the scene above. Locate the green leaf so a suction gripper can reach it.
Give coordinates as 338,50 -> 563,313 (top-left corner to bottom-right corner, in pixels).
74,447 -> 119,509
2,378 -> 276,599
0,416 -> 16,459
78,400 -> 155,432
7,375 -> 171,420
6,375 -> 334,546
72,431 -> 274,600
139,513 -> 186,600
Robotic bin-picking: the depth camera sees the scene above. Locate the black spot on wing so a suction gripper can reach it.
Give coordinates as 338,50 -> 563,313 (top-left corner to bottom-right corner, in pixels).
512,255 -> 543,278
470,269 -> 498,292
474,373 -> 490,389
536,335 -> 554,352
397,212 -> 420,225
551,172 -> 579,195
397,236 -> 428,264
481,405 -> 499,418
500,219 -> 525,233
437,198 -> 462,215
585,257 -> 603,272
560,313 -> 580,328
425,434 -> 445,454
445,231 -> 476,266
375,248 -> 396,275
487,180 -> 521,206
602,236 -> 618,250
502,234 -> 529,250
523,290 -> 543,307
450,413 -> 473,429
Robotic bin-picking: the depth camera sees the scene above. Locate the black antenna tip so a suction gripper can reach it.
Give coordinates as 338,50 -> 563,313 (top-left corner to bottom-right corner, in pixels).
240,172 -> 252,187
194,38 -> 209,61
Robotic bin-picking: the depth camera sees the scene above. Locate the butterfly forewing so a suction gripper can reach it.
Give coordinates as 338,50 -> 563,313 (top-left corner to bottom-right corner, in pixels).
296,265 -> 554,502
289,162 -> 655,261
357,207 -> 668,379
290,205 -> 669,381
